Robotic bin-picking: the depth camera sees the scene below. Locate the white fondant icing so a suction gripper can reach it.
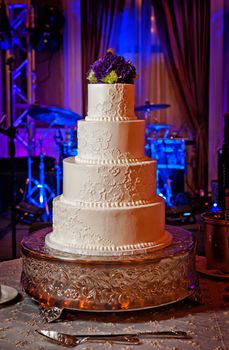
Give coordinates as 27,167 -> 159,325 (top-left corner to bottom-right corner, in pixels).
77,119 -> 146,161
87,84 -> 136,121
46,196 -> 171,256
63,157 -> 156,205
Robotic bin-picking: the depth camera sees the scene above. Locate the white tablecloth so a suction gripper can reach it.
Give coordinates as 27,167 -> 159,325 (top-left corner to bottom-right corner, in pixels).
0,258 -> 228,350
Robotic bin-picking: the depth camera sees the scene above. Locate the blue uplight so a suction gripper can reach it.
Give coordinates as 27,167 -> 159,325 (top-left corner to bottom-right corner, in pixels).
210,202 -> 219,212
39,194 -> 44,204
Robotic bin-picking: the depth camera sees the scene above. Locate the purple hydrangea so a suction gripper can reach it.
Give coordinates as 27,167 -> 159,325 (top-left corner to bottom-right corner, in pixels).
87,51 -> 137,84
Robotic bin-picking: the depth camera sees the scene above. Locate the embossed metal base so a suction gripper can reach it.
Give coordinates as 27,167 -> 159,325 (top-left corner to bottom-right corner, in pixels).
21,226 -> 197,313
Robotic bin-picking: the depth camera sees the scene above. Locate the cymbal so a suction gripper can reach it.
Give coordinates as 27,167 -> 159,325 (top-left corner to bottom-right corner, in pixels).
27,105 -> 82,126
135,103 -> 170,112
146,124 -> 172,131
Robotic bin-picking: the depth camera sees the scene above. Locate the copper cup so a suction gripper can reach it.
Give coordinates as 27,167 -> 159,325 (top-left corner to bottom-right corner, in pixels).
202,212 -> 229,273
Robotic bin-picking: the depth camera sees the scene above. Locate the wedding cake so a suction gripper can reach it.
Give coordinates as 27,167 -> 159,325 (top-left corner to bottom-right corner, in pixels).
45,51 -> 172,255
21,51 -> 196,313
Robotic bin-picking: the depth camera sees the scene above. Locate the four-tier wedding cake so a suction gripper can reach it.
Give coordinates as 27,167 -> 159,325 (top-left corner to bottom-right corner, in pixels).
45,51 -> 172,256
21,51 -> 196,313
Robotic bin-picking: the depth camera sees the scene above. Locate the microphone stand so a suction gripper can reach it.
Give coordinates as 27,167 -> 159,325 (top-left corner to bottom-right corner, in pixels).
0,55 -> 17,259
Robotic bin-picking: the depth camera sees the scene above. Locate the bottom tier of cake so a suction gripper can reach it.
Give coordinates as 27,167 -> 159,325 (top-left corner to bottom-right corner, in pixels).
21,226 -> 197,313
47,195 -> 171,255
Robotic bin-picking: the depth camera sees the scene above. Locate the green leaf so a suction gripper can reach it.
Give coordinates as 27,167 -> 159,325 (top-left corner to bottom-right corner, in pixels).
103,70 -> 118,84
87,70 -> 97,83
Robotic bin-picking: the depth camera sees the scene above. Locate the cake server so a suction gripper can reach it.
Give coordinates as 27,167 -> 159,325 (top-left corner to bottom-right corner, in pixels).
37,330 -> 141,346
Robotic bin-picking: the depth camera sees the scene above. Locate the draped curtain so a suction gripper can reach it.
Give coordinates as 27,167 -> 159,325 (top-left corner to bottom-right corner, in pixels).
81,0 -> 125,116
115,0 -> 152,108
0,52 -> 8,157
208,0 -> 229,189
80,0 -> 155,117
63,0 -> 83,115
0,54 -> 4,118
152,0 -> 210,191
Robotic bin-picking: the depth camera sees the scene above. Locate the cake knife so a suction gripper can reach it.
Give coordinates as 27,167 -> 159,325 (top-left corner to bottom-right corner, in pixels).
37,330 -> 141,346
37,329 -> 192,347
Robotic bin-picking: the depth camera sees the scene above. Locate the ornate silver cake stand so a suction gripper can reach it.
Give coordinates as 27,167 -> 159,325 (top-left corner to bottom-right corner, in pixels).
21,226 -> 198,322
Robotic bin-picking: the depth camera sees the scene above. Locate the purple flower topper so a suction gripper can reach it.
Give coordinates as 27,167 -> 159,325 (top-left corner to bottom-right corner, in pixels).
87,49 -> 138,84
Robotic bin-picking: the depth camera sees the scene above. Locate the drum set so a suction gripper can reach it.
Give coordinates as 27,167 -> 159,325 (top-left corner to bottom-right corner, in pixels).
134,102 -> 186,206
19,101 -> 186,217
20,104 -> 81,219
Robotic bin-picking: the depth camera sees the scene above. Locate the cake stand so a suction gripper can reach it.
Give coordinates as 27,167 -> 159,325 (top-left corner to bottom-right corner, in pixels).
21,226 -> 198,322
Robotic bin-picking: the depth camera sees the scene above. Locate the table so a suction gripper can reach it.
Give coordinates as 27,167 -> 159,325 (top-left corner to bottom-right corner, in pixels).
0,258 -> 228,350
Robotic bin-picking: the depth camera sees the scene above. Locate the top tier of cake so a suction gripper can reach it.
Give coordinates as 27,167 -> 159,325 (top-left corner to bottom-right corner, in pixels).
78,84 -> 146,164
86,84 -> 136,121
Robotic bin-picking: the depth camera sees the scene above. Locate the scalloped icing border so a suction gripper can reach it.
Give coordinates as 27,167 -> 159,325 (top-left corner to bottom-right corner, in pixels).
61,195 -> 158,208
85,115 -> 137,121
45,230 -> 172,256
75,156 -> 152,165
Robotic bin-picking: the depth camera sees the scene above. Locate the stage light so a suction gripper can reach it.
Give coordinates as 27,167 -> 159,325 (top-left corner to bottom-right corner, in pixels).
39,193 -> 44,205
210,202 -> 219,212
183,212 -> 191,216
0,0 -> 12,50
15,201 -> 43,225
